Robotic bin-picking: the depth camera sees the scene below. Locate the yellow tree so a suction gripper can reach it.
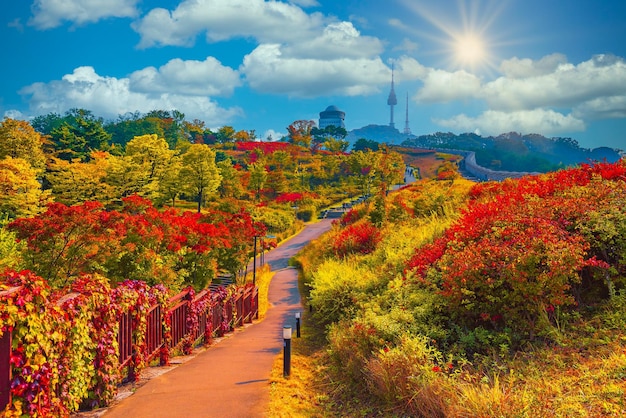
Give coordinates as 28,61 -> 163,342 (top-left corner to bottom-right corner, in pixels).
46,152 -> 113,205
179,144 -> 222,212
0,118 -> 46,173
0,157 -> 52,218
125,134 -> 180,201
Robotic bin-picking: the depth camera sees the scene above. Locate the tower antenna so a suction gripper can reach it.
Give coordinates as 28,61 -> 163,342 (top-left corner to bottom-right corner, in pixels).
387,63 -> 397,129
403,93 -> 411,135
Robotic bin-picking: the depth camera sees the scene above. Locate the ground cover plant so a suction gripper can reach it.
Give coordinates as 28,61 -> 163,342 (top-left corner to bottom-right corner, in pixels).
284,160 -> 626,417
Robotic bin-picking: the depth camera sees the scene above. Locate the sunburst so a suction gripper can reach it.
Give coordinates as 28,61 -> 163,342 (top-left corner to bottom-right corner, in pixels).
398,0 -> 506,74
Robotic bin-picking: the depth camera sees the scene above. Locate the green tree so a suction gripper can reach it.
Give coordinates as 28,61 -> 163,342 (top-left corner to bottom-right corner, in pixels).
105,112 -> 165,147
0,118 -> 46,173
216,126 -> 236,144
179,144 -> 222,212
144,109 -> 186,148
353,138 -> 379,152
217,158 -> 244,199
248,161 -> 268,201
49,109 -> 112,161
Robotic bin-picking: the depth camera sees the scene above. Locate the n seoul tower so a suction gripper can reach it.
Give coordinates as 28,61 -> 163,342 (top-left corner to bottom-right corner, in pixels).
387,63 -> 398,129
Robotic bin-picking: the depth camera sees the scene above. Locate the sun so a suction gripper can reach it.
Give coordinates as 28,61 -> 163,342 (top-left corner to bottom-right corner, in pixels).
398,0 -> 505,74
454,34 -> 487,68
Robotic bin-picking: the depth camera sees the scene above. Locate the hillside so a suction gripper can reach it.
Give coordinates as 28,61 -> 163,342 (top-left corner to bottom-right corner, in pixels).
287,159 -> 626,416
345,124 -> 621,173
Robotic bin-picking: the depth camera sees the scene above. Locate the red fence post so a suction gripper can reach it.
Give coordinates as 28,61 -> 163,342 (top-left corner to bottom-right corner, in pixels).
0,329 -> 11,411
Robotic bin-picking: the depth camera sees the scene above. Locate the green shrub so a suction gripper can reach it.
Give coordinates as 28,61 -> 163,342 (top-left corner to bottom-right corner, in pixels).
308,259 -> 377,326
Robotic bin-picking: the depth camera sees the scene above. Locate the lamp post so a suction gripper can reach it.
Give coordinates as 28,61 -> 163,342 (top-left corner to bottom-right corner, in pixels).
295,312 -> 301,338
283,326 -> 292,377
252,235 -> 257,286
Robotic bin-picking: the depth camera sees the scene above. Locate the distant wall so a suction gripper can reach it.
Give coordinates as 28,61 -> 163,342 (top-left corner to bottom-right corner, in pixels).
431,148 -> 541,181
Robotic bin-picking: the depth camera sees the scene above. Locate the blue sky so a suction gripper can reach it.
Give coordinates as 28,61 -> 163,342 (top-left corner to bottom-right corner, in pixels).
2,0 -> 625,150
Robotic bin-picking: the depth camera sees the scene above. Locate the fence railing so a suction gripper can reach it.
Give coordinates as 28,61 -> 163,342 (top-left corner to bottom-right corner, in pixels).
0,283 -> 259,411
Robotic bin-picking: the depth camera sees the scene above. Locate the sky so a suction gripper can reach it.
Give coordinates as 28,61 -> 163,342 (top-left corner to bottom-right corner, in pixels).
1,0 -> 626,151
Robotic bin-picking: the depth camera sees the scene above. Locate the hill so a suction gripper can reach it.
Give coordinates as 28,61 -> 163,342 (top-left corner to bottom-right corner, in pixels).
346,125 -> 621,172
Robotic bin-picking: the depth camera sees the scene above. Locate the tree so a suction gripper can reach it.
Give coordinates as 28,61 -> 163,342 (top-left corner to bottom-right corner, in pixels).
0,118 -> 46,173
47,153 -> 113,205
105,112 -> 165,148
248,161 -> 268,201
144,110 -> 186,148
217,158 -> 244,199
0,157 -> 52,218
323,137 -> 350,153
216,126 -> 236,144
353,138 -> 379,152
287,120 -> 315,148
49,109 -> 112,161
125,134 -> 180,202
179,144 -> 221,213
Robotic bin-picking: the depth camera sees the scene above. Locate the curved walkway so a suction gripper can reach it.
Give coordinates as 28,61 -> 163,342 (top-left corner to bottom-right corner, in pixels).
102,217 -> 336,418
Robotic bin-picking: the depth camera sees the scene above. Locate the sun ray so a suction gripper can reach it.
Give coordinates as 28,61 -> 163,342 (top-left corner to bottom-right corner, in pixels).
397,0 -> 509,76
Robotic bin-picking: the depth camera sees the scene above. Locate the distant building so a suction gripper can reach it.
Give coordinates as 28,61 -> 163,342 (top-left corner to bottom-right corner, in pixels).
318,105 -> 345,129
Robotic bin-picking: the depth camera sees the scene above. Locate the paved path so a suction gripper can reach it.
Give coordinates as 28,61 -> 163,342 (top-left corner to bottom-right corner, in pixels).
103,216 -> 336,418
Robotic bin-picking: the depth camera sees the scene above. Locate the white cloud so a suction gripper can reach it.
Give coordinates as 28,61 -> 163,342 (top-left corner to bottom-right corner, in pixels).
289,0 -> 319,6
132,0 -> 326,48
499,53 -> 568,79
29,0 -> 139,29
261,129 -> 285,141
3,110 -> 25,120
435,109 -> 586,136
415,69 -> 482,102
129,57 -> 242,97
394,56 -> 429,81
394,38 -> 419,53
483,54 -> 626,112
281,22 -> 383,59
19,66 -> 242,125
574,95 -> 626,120
240,44 -> 389,97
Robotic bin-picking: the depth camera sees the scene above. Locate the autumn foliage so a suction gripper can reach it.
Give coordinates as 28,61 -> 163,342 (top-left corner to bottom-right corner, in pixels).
332,220 -> 382,258
405,160 -> 626,339
8,196 -> 265,291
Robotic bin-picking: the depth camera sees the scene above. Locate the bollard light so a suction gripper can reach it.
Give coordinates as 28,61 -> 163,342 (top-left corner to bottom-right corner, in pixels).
295,312 -> 301,338
283,326 -> 292,377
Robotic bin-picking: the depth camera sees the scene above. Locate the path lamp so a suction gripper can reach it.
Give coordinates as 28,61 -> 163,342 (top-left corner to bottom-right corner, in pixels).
252,235 -> 258,286
283,325 -> 292,377
295,312 -> 301,338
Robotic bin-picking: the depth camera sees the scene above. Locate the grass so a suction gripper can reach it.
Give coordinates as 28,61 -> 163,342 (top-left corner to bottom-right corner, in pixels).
266,311 -> 333,418
266,303 -> 626,417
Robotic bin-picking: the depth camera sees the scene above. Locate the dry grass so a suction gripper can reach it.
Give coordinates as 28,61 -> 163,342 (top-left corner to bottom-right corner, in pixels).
266,313 -> 626,417
266,313 -> 334,418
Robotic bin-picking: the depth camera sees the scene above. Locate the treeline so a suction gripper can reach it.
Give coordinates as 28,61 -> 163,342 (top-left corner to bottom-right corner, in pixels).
0,109 -> 407,292
0,109 -> 405,218
402,131 -> 621,173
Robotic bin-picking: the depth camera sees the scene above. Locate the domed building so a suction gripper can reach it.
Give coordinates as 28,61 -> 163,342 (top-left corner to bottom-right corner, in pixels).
318,105 -> 345,129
